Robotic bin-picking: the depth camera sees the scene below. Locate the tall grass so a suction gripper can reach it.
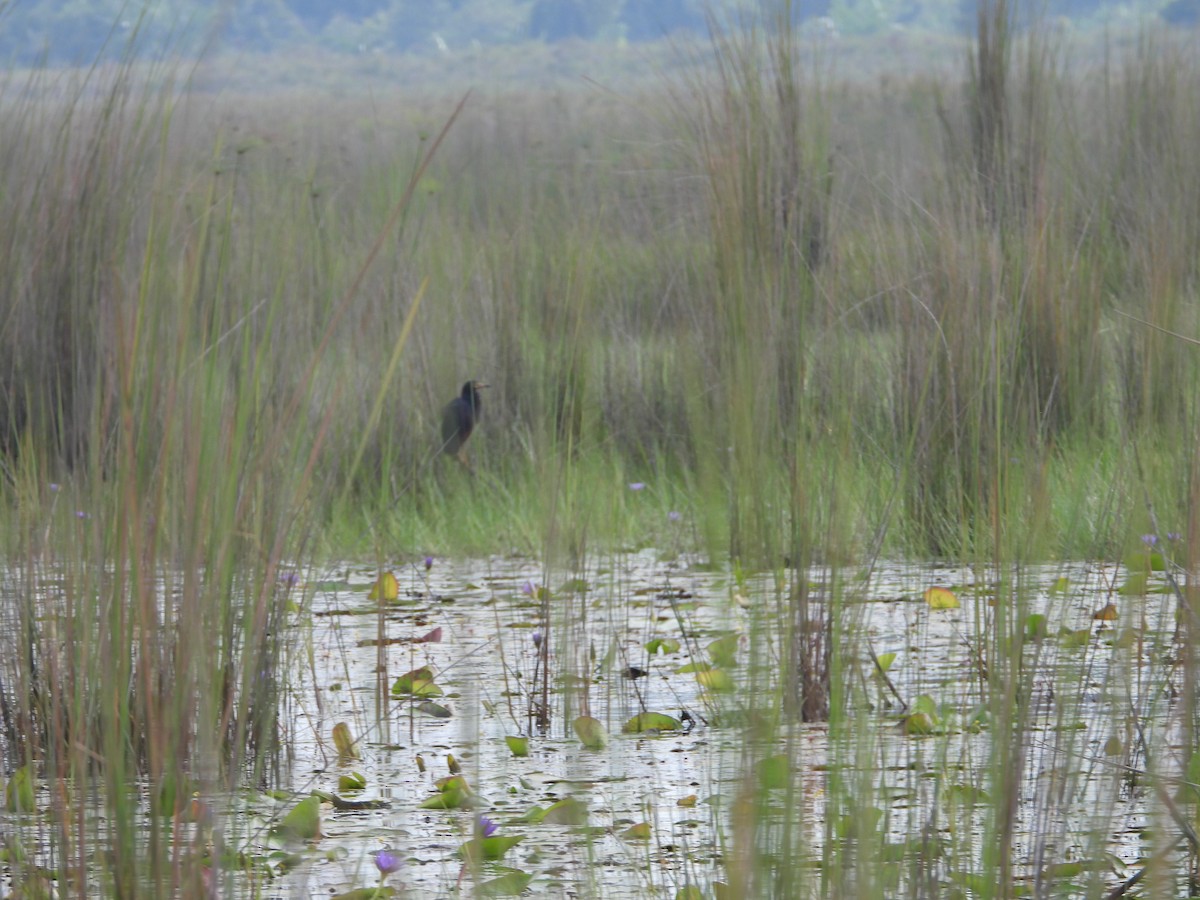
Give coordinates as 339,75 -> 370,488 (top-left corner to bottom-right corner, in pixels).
2,7 -> 1200,897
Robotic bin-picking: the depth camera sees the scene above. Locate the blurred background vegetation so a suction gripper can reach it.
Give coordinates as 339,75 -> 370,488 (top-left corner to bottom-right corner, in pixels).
2,0 -> 1195,67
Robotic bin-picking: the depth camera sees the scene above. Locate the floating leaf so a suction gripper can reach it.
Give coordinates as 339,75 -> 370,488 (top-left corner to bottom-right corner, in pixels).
391,667 -> 442,698
677,794 -> 698,808
332,722 -> 359,760
417,701 -> 452,718
274,795 -> 321,841
1024,614 -> 1048,640
1118,574 -> 1147,596
621,712 -> 682,734
558,577 -> 589,593
573,715 -> 608,749
542,797 -> 588,825
675,661 -> 712,674
479,871 -> 535,896
757,755 -> 790,790
505,736 -> 529,758
706,634 -> 739,668
1103,735 -> 1123,756
421,780 -> 473,810
4,764 -> 35,813
1049,576 -> 1070,595
646,637 -> 680,655
874,652 -> 896,673
902,712 -> 935,735
620,822 -> 652,841
460,834 -> 524,862
368,571 -> 399,602
338,772 -> 367,792
695,668 -> 735,692
1093,603 -> 1119,621
676,888 -> 705,900
924,586 -> 960,610
1059,627 -> 1091,649
332,889 -> 397,900
416,626 -> 443,643
1123,550 -> 1165,572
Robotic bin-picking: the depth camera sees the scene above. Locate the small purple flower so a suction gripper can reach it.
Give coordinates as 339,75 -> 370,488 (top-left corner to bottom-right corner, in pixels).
521,580 -> 535,596
532,631 -> 543,648
75,511 -> 90,519
424,555 -> 434,571
1142,534 -> 1158,547
374,848 -> 402,876
48,483 -> 60,493
628,482 -> 645,491
668,511 -> 682,522
477,815 -> 498,838
1168,532 -> 1183,542
279,570 -> 299,587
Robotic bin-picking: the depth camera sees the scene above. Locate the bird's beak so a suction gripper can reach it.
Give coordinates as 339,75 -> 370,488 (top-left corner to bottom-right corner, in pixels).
475,381 -> 490,389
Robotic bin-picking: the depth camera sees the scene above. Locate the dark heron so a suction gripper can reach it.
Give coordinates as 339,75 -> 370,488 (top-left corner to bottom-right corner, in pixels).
441,380 -> 488,466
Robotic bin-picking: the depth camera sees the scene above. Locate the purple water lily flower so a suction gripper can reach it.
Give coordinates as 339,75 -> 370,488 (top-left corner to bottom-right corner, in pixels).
477,815 -> 499,838
628,482 -> 646,491
1168,532 -> 1182,542
668,510 -> 682,521
48,483 -> 60,493
374,848 -> 402,876
521,580 -> 535,596
532,631 -> 543,648
1141,534 -> 1158,547
424,555 -> 434,571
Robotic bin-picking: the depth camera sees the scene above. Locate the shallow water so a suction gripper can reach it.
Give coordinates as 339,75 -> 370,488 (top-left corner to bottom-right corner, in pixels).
1,552 -> 1188,897
236,553 -> 1184,898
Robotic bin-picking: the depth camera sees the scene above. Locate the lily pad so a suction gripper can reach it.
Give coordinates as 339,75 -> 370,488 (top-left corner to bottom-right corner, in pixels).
924,586 -> 960,610
573,715 -> 608,750
368,571 -> 399,601
505,736 -> 529,757
621,712 -> 682,734
460,833 -> 524,862
274,794 -> 321,841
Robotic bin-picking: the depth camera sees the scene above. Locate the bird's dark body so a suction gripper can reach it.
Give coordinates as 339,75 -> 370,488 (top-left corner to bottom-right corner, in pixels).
441,381 -> 486,459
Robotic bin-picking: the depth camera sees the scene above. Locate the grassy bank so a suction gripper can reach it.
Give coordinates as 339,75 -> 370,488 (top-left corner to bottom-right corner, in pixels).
1,9 -> 1200,896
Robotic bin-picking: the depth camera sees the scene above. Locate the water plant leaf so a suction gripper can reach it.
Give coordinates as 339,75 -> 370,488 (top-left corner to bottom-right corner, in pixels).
1049,576 -> 1070,595
332,722 -> 359,760
706,634 -> 739,667
542,797 -> 588,825
874,652 -> 896,673
1117,574 -> 1147,596
1092,603 -> 1119,621
558,577 -> 589,593
902,712 -> 934,735
4,764 -> 35,813
479,871 -> 535,896
1123,550 -> 1165,572
1059,627 -> 1091,649
368,572 -> 399,601
415,626 -> 443,643
421,785 -> 472,810
677,794 -> 698,807
1103,735 -> 1123,756
675,661 -> 712,674
621,712 -> 682,734
757,755 -> 790,790
516,805 -> 548,823
460,834 -> 524,862
417,701 -> 452,718
620,822 -> 652,841
676,888 -> 705,900
338,772 -> 367,792
274,795 -> 321,841
505,736 -> 529,757
391,667 -> 442,697
646,637 -> 680,655
695,668 -> 735,692
924,586 -> 959,610
573,715 -> 608,749
1024,614 -> 1048,640
332,890 -> 397,900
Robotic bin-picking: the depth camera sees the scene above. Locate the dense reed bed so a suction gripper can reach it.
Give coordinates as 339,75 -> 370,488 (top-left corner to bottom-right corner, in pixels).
2,4 -> 1200,895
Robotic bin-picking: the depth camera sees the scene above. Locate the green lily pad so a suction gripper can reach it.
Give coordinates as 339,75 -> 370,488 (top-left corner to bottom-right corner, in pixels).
621,712 -> 682,734
460,833 -> 524,862
573,715 -> 608,750
274,795 -> 321,841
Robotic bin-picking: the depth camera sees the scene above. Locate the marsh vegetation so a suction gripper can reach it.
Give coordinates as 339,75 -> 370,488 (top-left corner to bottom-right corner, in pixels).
2,4 -> 1200,896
